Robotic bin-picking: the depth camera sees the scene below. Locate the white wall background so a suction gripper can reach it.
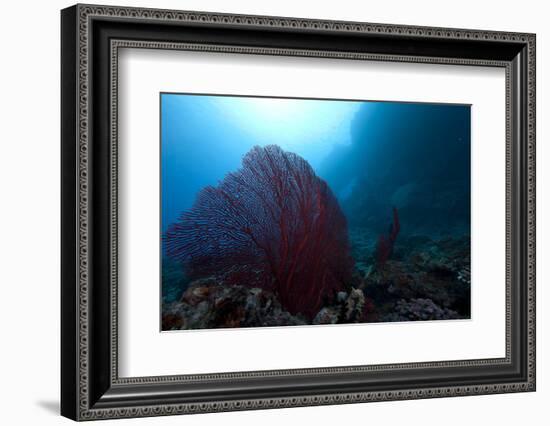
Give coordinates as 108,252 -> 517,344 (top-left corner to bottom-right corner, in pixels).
0,0 -> 547,424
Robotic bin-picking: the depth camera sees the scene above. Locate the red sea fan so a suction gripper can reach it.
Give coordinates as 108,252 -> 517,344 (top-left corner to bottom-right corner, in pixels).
376,207 -> 400,269
164,145 -> 354,319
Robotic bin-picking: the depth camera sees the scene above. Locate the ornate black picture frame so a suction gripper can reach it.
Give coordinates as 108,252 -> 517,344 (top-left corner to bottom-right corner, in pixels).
61,4 -> 536,421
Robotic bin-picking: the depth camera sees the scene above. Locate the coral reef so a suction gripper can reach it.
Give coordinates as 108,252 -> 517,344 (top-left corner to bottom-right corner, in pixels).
354,231 -> 471,321
162,279 -> 376,330
457,265 -> 471,285
162,225 -> 470,329
311,287 -> 374,325
162,219 -> 470,329
381,298 -> 460,322
164,145 -> 354,319
160,99 -> 473,331
162,277 -> 307,330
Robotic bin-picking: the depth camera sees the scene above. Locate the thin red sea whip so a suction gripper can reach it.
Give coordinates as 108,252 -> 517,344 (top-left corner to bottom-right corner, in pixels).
376,207 -> 400,269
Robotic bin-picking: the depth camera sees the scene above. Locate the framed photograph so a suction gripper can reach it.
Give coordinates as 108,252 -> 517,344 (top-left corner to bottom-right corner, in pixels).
61,4 -> 536,421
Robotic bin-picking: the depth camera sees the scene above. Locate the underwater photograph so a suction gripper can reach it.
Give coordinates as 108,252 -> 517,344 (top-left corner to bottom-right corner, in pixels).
160,93 -> 471,331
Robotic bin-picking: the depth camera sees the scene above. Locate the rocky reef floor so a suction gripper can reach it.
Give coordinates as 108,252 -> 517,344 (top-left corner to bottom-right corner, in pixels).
162,231 -> 471,331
